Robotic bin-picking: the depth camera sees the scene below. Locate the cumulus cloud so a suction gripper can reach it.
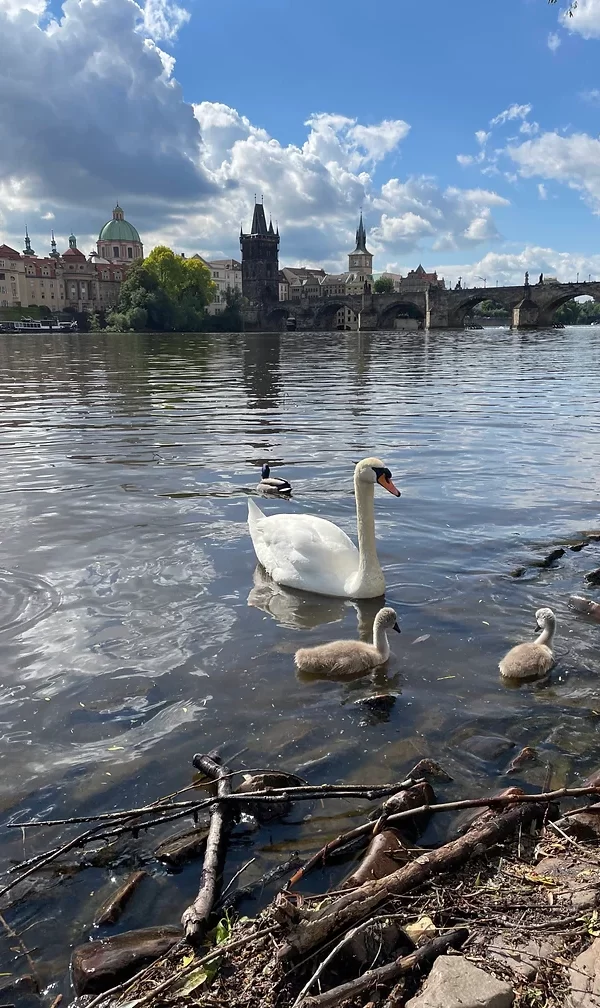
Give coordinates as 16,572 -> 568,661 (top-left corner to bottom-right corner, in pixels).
0,0 -> 509,269
383,246 -> 600,289
538,183 -> 548,200
561,0 -> 600,38
507,131 -> 600,210
0,0 -> 212,248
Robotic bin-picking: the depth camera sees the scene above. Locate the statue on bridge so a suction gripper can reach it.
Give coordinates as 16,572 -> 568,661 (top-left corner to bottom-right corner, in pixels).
538,272 -> 544,285
454,277 -> 462,290
524,271 -> 529,287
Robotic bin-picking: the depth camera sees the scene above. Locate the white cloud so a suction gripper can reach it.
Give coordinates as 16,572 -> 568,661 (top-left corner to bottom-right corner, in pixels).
519,120 -> 540,135
142,0 -> 189,41
538,183 -> 548,200
475,130 -> 490,146
490,103 -> 533,127
457,154 -> 475,166
0,0 -> 510,269
561,0 -> 600,38
508,131 -> 600,209
547,31 -> 562,52
383,246 -> 600,289
580,88 -> 600,103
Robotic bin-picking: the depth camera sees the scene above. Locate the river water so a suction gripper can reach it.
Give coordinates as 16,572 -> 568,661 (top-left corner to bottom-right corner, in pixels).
0,327 -> 599,997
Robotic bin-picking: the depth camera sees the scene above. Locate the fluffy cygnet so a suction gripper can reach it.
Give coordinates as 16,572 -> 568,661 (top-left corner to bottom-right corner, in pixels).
499,607 -> 556,680
294,607 -> 400,677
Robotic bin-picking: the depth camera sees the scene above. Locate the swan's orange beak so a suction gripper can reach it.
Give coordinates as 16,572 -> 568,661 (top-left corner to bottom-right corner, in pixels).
377,474 -> 401,496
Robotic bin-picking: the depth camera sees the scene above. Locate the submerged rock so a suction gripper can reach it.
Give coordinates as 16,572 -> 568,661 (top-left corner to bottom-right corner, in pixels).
463,735 -> 516,761
71,925 -> 182,995
585,568 -> 600,586
405,954 -> 514,1008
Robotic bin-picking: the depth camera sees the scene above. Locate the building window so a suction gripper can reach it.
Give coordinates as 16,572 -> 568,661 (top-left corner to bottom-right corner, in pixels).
127,248 -> 133,258
114,272 -> 121,281
113,246 -> 119,257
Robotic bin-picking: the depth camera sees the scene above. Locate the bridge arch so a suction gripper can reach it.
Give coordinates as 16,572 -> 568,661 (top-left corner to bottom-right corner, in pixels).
377,300 -> 424,330
538,290 -> 600,325
448,292 -> 517,328
265,307 -> 292,331
313,300 -> 360,330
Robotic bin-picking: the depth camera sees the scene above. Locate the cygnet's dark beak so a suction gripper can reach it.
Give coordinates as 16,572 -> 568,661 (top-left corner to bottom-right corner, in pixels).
393,622 -> 401,633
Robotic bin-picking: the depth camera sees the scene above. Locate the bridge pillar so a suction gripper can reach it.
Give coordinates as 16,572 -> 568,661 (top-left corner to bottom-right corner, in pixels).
425,287 -> 449,328
512,298 -> 539,328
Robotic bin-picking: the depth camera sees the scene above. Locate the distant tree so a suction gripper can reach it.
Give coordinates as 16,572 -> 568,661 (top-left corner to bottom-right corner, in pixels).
373,276 -> 395,295
144,247 -> 216,308
206,287 -> 246,332
472,299 -> 509,317
555,300 -> 581,324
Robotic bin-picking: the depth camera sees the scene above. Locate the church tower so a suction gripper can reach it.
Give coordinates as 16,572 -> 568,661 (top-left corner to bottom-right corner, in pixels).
240,200 -> 280,305
348,212 -> 373,279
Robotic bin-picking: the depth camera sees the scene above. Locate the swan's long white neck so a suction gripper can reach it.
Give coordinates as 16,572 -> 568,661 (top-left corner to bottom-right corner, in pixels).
372,618 -> 391,660
345,475 -> 385,597
535,617 -> 556,647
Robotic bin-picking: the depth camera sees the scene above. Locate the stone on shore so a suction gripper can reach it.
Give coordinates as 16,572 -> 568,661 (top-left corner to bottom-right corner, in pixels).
405,955 -> 514,1008
569,937 -> 600,1008
71,925 -> 181,995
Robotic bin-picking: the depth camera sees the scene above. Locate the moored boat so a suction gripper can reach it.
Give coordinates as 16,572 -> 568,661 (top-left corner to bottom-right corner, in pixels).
0,317 -> 78,334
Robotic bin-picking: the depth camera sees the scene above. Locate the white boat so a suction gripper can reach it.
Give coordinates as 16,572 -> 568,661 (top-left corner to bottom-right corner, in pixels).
0,317 -> 78,334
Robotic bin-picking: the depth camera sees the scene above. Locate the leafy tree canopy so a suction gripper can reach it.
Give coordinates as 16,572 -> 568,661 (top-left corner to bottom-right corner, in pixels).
373,276 -> 396,294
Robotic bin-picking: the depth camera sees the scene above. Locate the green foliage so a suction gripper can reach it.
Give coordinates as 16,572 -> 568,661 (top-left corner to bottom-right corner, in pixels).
106,251 -> 217,332
373,276 -> 395,295
554,298 -> 600,323
205,287 -> 245,332
144,246 -> 216,307
472,299 -> 509,317
88,311 -> 103,331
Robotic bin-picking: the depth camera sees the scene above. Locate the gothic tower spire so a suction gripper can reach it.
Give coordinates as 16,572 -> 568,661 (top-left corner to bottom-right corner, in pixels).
23,226 -> 35,256
49,230 -> 59,259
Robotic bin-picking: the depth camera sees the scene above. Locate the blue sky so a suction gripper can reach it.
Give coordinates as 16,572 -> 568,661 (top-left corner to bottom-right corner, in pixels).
2,0 -> 600,284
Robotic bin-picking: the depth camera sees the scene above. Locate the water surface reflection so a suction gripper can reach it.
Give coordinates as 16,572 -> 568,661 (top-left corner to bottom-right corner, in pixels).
0,328 -> 600,995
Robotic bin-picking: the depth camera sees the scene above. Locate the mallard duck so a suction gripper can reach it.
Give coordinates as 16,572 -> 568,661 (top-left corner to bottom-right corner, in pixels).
256,465 -> 292,494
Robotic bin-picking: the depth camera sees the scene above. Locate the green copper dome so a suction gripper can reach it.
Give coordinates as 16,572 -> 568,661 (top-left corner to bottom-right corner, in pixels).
99,204 -> 141,243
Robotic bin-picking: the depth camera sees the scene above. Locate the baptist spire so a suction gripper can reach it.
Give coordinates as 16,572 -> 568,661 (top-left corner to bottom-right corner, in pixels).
353,211 -> 368,254
23,226 -> 35,256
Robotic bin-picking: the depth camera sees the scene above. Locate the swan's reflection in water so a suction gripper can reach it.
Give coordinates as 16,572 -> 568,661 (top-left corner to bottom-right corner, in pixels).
247,563 -> 383,633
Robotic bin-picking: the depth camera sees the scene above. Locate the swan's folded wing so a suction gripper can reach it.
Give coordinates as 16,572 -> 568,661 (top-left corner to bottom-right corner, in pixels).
257,514 -> 359,591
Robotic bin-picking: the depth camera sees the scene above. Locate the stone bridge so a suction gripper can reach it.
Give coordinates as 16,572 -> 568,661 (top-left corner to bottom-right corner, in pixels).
244,280 -> 600,331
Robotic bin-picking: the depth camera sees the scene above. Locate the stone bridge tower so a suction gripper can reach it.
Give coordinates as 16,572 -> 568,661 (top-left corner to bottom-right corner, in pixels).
240,201 -> 280,306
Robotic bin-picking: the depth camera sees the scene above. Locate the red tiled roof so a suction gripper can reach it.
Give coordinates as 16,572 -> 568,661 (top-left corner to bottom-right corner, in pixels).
0,244 -> 21,259
63,247 -> 85,258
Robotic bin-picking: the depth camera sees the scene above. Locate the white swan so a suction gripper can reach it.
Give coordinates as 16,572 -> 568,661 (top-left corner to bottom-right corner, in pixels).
247,457 -> 401,598
294,606 -> 401,676
257,464 -> 292,494
499,607 -> 556,680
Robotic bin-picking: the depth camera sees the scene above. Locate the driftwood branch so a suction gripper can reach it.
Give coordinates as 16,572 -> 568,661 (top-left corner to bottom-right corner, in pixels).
287,783 -> 600,888
181,754 -> 233,942
301,928 -> 469,1008
280,799 -> 550,960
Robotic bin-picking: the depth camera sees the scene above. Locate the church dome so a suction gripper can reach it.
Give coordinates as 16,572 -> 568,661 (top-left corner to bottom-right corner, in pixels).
99,204 -> 141,243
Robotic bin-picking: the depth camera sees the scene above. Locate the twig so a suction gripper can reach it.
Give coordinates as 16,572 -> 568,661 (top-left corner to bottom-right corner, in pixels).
7,779 -> 419,830
0,910 -> 39,987
546,819 -> 600,865
181,754 -> 233,942
287,783 -> 600,888
220,853 -> 303,912
300,928 -> 469,1008
220,858 -> 256,900
281,801 -> 549,960
291,915 -> 403,1008
0,825 -> 106,901
84,926 -> 274,1008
